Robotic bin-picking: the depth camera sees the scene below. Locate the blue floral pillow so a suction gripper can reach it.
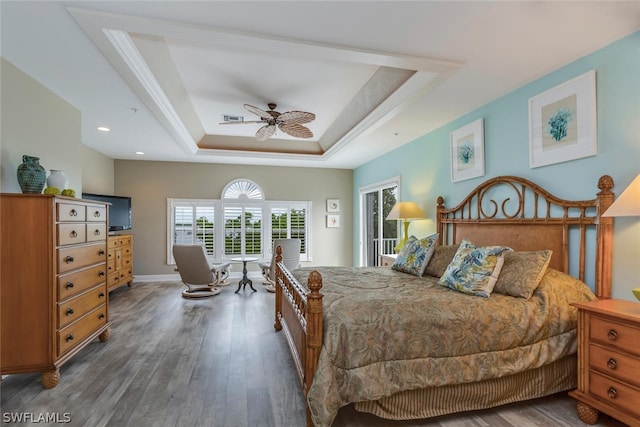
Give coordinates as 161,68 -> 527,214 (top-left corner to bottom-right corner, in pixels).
438,239 -> 513,297
391,234 -> 438,276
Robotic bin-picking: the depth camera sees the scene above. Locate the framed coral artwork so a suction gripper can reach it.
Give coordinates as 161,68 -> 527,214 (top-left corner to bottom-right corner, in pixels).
450,118 -> 484,183
529,70 -> 597,168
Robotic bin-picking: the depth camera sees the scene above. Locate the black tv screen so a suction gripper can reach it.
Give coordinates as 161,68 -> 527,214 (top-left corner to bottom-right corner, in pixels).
82,193 -> 132,232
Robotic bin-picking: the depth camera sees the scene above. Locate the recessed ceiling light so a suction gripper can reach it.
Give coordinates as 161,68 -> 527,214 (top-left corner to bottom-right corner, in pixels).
135,151 -> 144,155
97,126 -> 110,132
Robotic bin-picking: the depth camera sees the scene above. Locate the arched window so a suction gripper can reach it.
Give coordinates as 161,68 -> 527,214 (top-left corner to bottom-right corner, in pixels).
222,179 -> 264,200
167,178 -> 311,264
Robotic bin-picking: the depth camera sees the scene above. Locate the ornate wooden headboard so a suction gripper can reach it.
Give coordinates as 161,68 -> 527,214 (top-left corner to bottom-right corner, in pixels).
436,175 -> 614,299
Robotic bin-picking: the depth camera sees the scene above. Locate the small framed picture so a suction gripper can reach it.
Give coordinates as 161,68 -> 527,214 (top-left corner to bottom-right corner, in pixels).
450,118 -> 485,182
327,199 -> 340,213
326,214 -> 340,228
529,70 -> 597,168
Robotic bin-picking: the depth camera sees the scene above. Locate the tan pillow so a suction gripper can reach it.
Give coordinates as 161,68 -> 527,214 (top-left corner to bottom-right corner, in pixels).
424,244 -> 459,278
493,250 -> 553,299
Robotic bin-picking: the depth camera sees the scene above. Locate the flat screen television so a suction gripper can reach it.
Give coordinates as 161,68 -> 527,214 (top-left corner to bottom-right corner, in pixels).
82,193 -> 132,232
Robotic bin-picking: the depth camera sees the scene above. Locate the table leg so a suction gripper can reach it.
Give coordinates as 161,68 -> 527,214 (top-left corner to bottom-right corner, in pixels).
235,261 -> 257,293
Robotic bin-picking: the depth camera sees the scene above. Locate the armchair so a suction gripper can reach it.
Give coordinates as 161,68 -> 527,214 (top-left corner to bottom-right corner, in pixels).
258,238 -> 301,293
173,245 -> 232,299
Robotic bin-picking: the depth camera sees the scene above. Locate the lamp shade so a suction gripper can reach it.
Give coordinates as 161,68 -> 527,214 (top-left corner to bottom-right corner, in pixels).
603,174 -> 640,217
386,202 -> 426,220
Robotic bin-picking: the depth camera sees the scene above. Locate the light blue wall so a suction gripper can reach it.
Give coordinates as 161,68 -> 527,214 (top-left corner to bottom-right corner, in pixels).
354,31 -> 640,301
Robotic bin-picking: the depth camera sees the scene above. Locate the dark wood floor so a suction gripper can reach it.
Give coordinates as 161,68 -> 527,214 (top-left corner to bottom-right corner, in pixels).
1,280 -> 627,426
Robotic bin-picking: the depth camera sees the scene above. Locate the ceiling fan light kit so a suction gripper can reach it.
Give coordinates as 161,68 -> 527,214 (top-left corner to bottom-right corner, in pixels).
220,103 -> 315,141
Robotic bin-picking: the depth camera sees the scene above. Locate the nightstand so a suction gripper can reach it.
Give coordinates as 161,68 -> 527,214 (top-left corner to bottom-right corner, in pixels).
569,299 -> 640,427
379,254 -> 397,267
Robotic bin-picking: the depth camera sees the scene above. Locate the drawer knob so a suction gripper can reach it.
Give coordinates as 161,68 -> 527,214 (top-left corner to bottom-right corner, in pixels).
98,249 -> 106,256
607,387 -> 617,399
607,358 -> 617,370
66,308 -> 74,316
65,282 -> 75,289
99,292 -> 105,298
94,229 -> 101,236
98,270 -> 105,277
65,256 -> 74,264
99,313 -> 105,319
607,329 -> 618,341
65,334 -> 74,342
70,230 -> 78,238
93,210 -> 101,218
69,209 -> 78,217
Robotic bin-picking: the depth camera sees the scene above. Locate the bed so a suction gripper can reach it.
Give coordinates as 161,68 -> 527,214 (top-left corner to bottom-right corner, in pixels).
273,175 -> 615,427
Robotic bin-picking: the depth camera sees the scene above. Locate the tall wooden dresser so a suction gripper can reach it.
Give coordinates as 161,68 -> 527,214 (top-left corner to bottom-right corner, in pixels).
107,234 -> 133,292
0,194 -> 111,388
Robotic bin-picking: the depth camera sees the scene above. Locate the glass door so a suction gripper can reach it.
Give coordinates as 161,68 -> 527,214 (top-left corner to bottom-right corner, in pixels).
359,179 -> 399,266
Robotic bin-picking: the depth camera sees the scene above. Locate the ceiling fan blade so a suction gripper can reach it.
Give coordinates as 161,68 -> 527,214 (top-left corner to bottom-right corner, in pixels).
278,123 -> 313,139
278,111 -> 315,125
218,120 -> 266,125
244,104 -> 273,121
255,124 -> 276,141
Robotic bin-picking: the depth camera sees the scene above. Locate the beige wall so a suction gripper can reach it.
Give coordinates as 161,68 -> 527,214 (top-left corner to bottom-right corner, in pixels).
1,58 -> 113,195
114,160 -> 353,276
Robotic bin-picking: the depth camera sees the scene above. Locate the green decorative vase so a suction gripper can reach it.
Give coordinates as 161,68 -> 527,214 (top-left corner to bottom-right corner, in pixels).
17,155 -> 46,194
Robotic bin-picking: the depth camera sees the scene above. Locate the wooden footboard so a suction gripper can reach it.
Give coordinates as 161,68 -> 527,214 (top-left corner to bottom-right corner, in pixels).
273,246 -> 322,427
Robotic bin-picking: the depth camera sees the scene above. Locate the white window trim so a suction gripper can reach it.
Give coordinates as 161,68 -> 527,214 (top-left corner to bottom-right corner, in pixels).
167,198 -> 312,265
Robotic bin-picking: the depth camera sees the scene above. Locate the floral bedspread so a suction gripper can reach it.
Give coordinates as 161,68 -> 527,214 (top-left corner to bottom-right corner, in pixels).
290,266 -> 596,427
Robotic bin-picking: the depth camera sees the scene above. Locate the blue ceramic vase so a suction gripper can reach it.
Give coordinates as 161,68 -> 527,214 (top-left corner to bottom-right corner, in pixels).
17,155 -> 46,194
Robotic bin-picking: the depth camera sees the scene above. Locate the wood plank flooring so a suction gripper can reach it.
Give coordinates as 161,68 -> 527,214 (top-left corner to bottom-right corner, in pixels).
0,280 -> 628,426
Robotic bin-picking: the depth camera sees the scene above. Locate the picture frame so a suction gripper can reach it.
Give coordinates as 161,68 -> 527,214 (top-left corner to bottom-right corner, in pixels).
529,70 -> 597,168
326,214 -> 340,228
450,118 -> 485,182
326,199 -> 340,213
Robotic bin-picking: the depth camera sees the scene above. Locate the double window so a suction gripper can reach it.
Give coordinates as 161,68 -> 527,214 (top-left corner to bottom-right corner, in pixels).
167,179 -> 311,264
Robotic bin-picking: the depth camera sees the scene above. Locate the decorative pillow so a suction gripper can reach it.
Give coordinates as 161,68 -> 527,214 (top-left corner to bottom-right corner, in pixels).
493,250 -> 553,299
391,234 -> 438,276
424,244 -> 460,278
438,239 -> 512,298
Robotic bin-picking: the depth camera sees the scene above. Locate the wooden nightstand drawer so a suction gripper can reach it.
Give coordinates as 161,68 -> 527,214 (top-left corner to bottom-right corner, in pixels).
589,371 -> 640,419
590,343 -> 640,387
380,254 -> 397,267
590,316 -> 640,356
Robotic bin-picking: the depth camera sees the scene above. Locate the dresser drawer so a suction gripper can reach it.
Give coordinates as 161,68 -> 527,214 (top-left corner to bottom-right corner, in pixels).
57,305 -> 107,356
57,243 -> 107,274
589,371 -> 640,419
86,223 -> 107,242
590,343 -> 640,388
86,205 -> 107,223
590,316 -> 640,356
108,236 -> 132,249
58,285 -> 107,328
57,265 -> 107,300
57,203 -> 86,222
57,223 -> 87,246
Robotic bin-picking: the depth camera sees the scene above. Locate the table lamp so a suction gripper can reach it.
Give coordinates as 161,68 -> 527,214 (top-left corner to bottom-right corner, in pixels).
602,173 -> 640,301
386,201 -> 426,253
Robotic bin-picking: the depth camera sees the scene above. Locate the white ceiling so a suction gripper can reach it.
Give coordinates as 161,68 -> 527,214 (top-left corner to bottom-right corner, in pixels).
2,1 -> 639,169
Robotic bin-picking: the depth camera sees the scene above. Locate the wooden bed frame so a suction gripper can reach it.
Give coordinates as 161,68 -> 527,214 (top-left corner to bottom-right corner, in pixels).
274,175 -> 615,426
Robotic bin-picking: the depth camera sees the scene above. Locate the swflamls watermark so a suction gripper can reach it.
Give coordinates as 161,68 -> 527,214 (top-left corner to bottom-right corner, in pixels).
2,412 -> 71,423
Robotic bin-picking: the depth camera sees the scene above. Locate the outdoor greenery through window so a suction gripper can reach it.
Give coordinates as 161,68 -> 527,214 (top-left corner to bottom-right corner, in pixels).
167,179 -> 311,264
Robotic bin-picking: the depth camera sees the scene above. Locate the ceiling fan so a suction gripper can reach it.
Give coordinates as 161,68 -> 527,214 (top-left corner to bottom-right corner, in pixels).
221,103 -> 315,141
